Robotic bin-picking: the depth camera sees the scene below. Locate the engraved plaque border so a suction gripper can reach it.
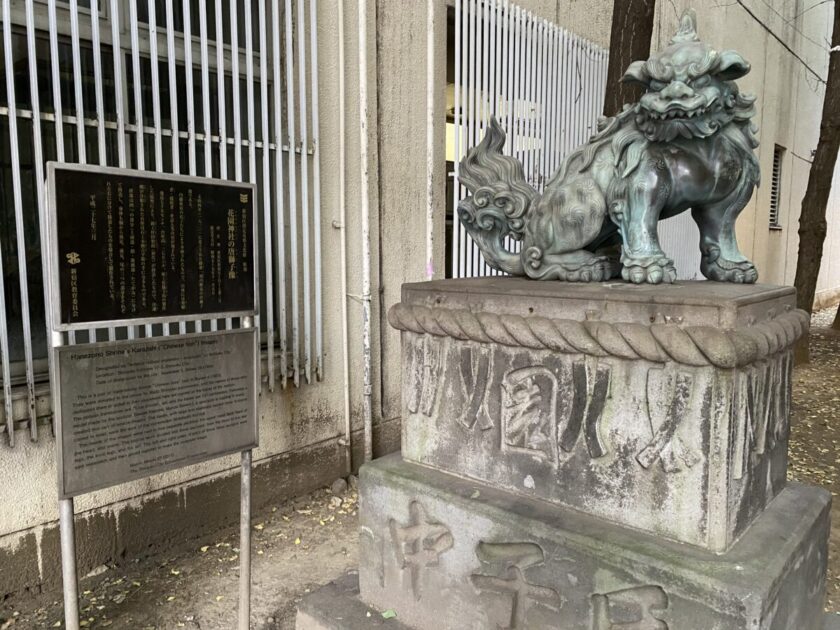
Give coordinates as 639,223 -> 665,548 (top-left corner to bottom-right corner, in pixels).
53,328 -> 259,499
45,162 -> 260,331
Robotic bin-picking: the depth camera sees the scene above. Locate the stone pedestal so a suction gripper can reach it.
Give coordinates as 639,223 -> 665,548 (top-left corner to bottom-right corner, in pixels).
297,279 -> 830,629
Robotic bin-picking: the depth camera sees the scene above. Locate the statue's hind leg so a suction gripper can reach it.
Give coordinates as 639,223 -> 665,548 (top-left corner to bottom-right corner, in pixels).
691,178 -> 758,284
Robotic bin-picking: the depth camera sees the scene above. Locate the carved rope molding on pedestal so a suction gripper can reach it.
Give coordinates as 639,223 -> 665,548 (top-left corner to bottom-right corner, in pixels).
387,303 -> 810,369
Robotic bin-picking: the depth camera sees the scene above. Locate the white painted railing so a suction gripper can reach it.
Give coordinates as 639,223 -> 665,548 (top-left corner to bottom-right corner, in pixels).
450,0 -> 699,281
0,0 -> 323,446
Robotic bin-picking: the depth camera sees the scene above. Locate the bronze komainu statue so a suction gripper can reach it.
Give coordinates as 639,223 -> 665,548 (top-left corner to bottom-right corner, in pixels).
458,9 -> 760,284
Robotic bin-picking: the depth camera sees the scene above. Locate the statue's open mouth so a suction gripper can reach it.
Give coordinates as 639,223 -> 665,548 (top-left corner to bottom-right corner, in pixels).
644,105 -> 709,121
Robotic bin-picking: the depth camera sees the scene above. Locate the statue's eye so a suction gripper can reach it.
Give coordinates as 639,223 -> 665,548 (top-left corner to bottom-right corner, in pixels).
649,80 -> 667,91
691,75 -> 711,88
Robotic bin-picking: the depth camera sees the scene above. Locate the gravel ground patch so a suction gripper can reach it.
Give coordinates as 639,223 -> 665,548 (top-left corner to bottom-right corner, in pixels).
789,306 -> 840,612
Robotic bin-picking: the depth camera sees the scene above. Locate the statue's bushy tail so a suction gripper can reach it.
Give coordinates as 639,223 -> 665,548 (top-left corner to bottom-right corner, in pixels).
457,117 -> 537,275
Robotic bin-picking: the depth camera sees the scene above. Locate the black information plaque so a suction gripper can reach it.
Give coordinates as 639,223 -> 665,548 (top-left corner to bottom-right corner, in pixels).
48,164 -> 256,326
55,329 -> 258,498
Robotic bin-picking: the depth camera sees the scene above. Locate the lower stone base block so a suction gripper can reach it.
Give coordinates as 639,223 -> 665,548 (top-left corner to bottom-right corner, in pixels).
349,454 -> 829,630
297,573 -> 840,630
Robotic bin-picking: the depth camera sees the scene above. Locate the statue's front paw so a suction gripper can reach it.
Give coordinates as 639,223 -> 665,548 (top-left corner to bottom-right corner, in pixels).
620,256 -> 677,284
700,256 -> 758,283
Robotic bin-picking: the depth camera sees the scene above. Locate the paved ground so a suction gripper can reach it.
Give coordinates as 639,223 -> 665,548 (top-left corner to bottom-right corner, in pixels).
2,308 -> 840,629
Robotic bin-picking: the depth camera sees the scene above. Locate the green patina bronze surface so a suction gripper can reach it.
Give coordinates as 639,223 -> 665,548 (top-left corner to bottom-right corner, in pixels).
458,9 -> 761,285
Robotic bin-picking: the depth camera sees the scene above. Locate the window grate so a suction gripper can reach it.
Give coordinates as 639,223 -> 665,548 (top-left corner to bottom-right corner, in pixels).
0,0 -> 323,446
770,145 -> 785,229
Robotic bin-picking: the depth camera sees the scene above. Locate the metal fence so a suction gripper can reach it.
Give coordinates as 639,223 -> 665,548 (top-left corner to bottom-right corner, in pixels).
0,0 -> 322,446
449,0 -> 699,280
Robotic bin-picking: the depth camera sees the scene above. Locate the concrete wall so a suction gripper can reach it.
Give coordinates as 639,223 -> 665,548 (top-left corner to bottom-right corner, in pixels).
2,0 -> 838,600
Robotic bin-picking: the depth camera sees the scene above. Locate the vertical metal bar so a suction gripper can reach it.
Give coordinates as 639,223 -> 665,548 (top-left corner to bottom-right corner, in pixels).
506,0 -> 515,150
200,0 -> 213,177
182,0 -> 197,336
258,0 -> 275,390
109,0 -> 126,168
533,19 -> 543,190
272,0 -> 288,385
513,6 -> 523,164
48,0 -> 65,161
452,0 -> 461,279
296,0 -> 312,382
562,34 -> 571,153
215,0 -> 227,334
243,0 -> 261,379
109,0 -> 126,343
569,37 -> 577,149
549,26 -> 560,175
538,21 -> 548,189
166,0 -> 180,174
503,2 -> 513,264
27,0 -> 50,443
477,0 -> 485,276
147,0 -> 163,172
0,2 -> 16,445
461,0 -> 470,278
466,0 -> 475,278
284,0 -> 301,386
127,0 -> 145,340
583,43 -> 591,140
543,23 -> 554,178
309,0 -> 323,379
216,0 -> 228,180
183,0 -> 197,175
230,0 -> 244,339
491,0 -> 499,119
69,0 -> 87,164
3,0 -> 37,440
556,27 -> 564,168
59,498 -> 80,630
89,0 -> 107,164
522,13 -> 532,185
142,0 -> 162,339
129,0 -> 145,169
231,0 -> 243,183
481,0 -> 488,131
239,449 -> 252,630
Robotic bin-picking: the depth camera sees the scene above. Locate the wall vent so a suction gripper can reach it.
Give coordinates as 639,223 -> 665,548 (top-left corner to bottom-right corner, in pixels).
770,145 -> 785,229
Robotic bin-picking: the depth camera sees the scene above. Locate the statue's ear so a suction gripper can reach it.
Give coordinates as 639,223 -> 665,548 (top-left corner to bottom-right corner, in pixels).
621,60 -> 649,86
716,50 -> 750,80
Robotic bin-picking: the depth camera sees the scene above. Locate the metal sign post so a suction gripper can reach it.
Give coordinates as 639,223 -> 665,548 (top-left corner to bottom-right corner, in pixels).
44,163 -> 259,630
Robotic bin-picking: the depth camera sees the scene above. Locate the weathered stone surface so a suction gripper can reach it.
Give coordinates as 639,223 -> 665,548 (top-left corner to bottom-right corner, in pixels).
296,571 -> 411,630
301,572 -> 840,630
391,278 -> 806,551
357,454 -> 829,630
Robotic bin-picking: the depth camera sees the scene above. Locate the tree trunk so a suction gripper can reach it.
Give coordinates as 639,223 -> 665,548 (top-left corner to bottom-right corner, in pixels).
603,0 -> 656,117
793,1 -> 840,359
